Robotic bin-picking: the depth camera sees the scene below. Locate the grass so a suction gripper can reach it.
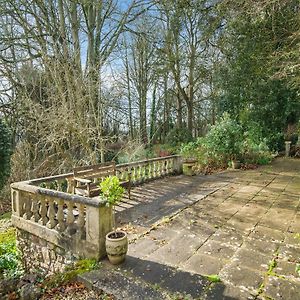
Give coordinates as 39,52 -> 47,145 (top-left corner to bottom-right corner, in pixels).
267,258 -> 277,276
205,274 -> 221,282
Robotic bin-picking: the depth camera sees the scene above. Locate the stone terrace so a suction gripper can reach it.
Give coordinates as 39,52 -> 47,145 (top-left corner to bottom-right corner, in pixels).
83,158 -> 300,299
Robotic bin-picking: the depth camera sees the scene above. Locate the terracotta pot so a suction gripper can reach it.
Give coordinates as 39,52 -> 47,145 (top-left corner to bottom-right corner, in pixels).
105,231 -> 128,265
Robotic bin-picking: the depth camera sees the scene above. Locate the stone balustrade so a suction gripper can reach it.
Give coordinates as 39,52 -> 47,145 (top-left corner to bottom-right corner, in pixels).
11,155 -> 182,272
11,180 -> 112,272
116,155 -> 182,185
28,173 -> 75,193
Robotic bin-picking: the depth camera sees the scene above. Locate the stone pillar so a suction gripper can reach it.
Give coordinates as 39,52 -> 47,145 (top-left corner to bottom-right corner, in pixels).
285,141 -> 292,157
85,204 -> 113,259
174,156 -> 183,174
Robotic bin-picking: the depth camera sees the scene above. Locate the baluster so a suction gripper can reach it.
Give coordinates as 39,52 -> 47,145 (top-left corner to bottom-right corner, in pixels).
165,160 -> 168,175
55,199 -> 66,232
153,162 -> 156,178
148,163 -> 152,180
67,178 -> 74,194
115,169 -> 121,181
116,169 -> 123,181
16,191 -> 25,217
30,196 -> 40,222
166,159 -> 170,175
23,195 -> 32,220
154,162 -> 157,177
38,197 -> 48,225
156,161 -> 160,177
160,161 -> 164,176
134,166 -> 139,183
161,160 -> 164,176
133,166 -> 137,183
57,180 -> 64,191
144,163 -> 147,180
46,198 -> 57,229
121,168 -> 128,181
76,204 -> 85,239
66,202 -> 75,235
142,164 -> 146,182
159,161 -> 164,176
170,158 -> 175,173
164,160 -> 168,175
139,165 -> 143,183
165,159 -> 169,175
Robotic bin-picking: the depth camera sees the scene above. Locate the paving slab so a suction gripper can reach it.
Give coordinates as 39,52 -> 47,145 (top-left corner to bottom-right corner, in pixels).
83,158 -> 300,299
204,282 -> 256,300
120,256 -> 211,298
231,248 -> 270,272
263,276 -> 300,300
242,237 -> 279,255
274,259 -> 300,279
182,253 -> 227,275
219,262 -> 264,292
278,244 -> 300,263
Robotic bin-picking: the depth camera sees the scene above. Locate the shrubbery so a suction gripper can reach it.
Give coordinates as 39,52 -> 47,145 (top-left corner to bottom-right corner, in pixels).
165,127 -> 193,147
180,113 -> 273,171
0,227 -> 23,278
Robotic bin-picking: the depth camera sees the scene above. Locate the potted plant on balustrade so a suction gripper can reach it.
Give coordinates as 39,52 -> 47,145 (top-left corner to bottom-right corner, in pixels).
99,176 -> 128,265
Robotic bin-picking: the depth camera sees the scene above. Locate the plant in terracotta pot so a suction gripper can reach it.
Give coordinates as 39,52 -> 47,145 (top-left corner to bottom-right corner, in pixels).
99,176 -> 128,265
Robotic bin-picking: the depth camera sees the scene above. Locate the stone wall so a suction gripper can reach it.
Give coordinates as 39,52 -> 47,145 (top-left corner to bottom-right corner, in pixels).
17,229 -> 76,274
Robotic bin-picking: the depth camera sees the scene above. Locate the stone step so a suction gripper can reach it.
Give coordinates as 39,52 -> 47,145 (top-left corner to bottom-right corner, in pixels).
78,256 -> 213,299
78,266 -> 168,300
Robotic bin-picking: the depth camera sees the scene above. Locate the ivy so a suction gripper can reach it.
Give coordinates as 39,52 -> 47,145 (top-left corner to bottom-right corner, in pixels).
0,119 -> 12,190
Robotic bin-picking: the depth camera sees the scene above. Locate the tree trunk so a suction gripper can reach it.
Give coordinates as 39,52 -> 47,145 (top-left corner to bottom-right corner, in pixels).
150,82 -> 157,144
176,89 -> 183,129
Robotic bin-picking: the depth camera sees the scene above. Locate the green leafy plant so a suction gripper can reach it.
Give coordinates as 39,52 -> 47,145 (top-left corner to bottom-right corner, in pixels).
204,113 -> 243,163
166,127 -> 193,147
206,274 -> 221,282
242,125 -> 273,165
180,141 -> 200,161
100,176 -> 125,232
0,228 -> 23,278
179,114 -> 273,171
